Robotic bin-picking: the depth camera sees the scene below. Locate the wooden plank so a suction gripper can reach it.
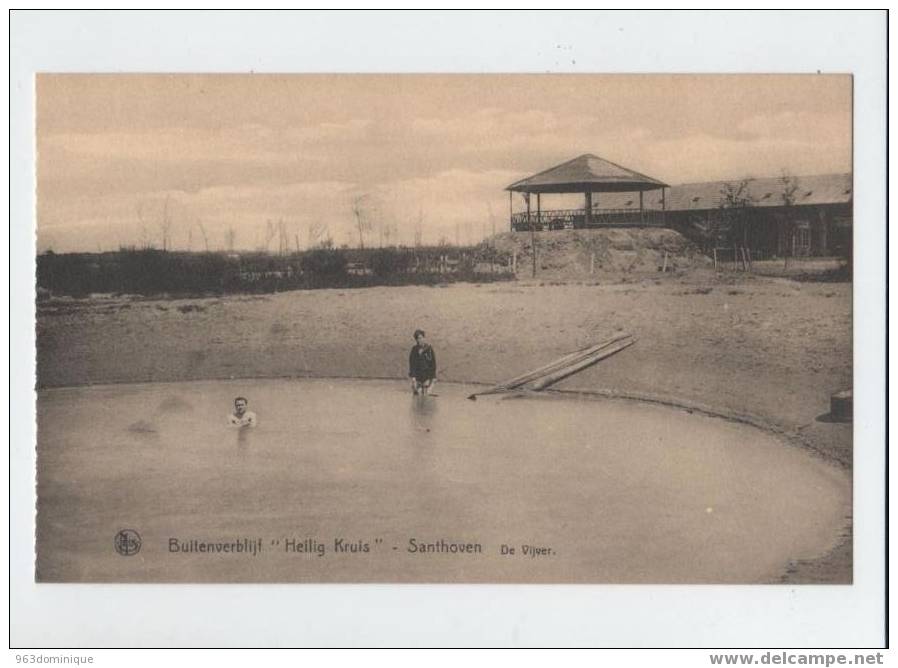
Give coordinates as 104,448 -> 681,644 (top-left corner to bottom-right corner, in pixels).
530,337 -> 637,391
473,336 -> 630,395
467,334 -> 634,400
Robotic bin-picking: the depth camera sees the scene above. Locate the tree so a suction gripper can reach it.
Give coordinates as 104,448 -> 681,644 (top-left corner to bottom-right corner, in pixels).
719,178 -> 755,209
135,202 -> 153,249
136,196 -> 174,250
718,178 -> 755,248
260,220 -> 277,252
352,195 -> 373,249
158,196 -> 173,251
780,171 -> 801,206
414,209 -> 424,247
307,221 -> 328,249
196,220 -> 211,251
379,221 -> 398,247
778,171 -> 802,260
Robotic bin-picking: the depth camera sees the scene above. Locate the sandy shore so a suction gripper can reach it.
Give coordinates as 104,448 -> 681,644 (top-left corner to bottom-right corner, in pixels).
36,272 -> 853,582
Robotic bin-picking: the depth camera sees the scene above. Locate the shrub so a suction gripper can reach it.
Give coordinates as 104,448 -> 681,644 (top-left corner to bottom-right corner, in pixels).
301,248 -> 349,287
370,248 -> 413,278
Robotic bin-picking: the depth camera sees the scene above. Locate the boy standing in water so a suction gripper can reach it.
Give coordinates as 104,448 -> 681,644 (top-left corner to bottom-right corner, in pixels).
408,329 -> 437,395
228,396 -> 257,427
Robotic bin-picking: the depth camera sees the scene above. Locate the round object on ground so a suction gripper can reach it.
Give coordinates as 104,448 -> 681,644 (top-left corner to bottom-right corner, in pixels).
830,389 -> 852,422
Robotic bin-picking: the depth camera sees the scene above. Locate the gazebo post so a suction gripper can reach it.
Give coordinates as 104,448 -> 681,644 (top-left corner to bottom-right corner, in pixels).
508,190 -> 513,231
662,187 -> 666,226
527,191 -> 537,277
536,193 -> 541,230
639,191 -> 644,225
585,191 -> 592,227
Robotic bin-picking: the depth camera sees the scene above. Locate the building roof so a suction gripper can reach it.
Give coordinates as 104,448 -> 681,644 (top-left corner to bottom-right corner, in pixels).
506,153 -> 669,194
595,173 -> 852,212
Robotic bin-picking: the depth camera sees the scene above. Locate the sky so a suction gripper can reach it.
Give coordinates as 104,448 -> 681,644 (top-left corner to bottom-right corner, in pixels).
36,74 -> 852,253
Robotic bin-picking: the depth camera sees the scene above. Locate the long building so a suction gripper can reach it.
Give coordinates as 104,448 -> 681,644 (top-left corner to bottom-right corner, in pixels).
598,172 -> 852,259
507,155 -> 852,259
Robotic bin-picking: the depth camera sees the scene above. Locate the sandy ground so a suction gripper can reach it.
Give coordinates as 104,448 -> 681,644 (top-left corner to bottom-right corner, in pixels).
36,270 -> 853,582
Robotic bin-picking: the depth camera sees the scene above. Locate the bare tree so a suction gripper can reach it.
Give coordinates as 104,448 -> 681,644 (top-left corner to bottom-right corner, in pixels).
352,195 -> 373,249
719,178 -> 755,209
778,170 -> 803,261
136,202 -> 153,249
307,221 -> 328,249
196,220 -> 210,251
414,209 -> 424,247
276,219 -> 290,255
136,196 -> 174,250
780,171 -> 801,206
719,178 -> 756,253
158,196 -> 173,251
260,220 -> 277,252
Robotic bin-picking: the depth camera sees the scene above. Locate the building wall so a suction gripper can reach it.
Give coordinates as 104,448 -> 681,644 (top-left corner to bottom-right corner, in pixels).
667,203 -> 851,259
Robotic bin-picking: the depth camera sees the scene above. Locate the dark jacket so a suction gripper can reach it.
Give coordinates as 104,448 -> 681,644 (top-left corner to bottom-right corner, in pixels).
409,344 -> 437,381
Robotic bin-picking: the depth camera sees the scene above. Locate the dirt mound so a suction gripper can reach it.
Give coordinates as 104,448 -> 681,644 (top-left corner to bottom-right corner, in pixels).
490,228 -> 710,279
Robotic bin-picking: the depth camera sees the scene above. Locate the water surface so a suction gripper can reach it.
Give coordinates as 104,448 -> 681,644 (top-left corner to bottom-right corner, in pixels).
36,378 -> 849,582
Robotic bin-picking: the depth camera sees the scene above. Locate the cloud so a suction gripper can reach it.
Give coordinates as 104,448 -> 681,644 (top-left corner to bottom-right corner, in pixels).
644,130 -> 851,183
36,75 -> 852,252
736,110 -> 848,143
38,179 -> 360,252
41,118 -> 373,165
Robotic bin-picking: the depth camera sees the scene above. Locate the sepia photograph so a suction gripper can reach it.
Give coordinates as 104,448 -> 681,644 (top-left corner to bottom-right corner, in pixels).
34,72 -> 855,585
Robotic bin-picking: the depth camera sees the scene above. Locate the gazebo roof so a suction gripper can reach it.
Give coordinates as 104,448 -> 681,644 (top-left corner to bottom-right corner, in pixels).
506,153 -> 669,194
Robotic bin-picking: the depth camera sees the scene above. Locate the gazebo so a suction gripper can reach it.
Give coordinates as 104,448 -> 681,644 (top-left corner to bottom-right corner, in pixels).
506,153 -> 669,231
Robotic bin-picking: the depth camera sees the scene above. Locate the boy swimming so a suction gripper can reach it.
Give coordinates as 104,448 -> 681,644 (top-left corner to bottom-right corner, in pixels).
227,396 -> 258,427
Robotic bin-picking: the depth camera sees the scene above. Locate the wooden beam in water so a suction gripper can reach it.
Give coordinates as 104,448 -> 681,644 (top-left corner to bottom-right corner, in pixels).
467,333 -> 634,400
529,336 -> 636,391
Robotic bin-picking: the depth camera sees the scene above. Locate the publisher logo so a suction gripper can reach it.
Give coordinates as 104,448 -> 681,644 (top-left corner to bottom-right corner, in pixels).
114,529 -> 142,556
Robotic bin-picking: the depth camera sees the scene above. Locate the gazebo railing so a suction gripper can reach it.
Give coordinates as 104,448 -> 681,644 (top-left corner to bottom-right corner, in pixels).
510,208 -> 665,231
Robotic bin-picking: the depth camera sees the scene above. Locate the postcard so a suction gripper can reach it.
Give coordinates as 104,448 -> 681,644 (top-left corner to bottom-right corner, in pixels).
34,73 -> 855,585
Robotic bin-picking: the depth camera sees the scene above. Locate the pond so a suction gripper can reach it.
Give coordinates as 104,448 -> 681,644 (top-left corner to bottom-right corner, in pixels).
36,378 -> 850,583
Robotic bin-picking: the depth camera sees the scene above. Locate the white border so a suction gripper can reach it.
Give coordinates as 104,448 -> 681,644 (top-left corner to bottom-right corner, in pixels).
9,10 -> 886,648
